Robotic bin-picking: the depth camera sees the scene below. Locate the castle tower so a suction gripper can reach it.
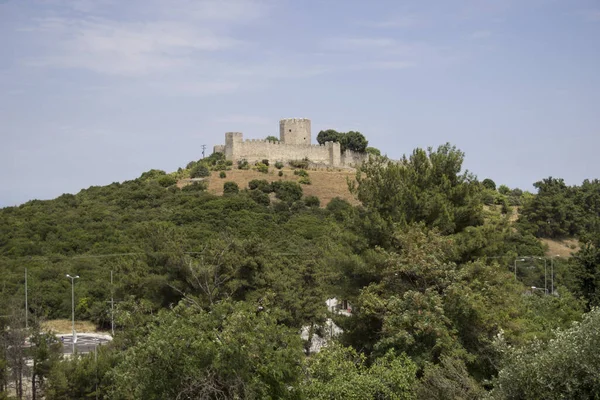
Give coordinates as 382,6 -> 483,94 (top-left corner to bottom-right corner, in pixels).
279,118 -> 311,145
224,132 -> 243,161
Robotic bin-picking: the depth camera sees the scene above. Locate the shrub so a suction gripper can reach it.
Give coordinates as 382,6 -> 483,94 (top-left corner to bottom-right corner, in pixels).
290,201 -> 306,212
223,182 -> 239,195
304,196 -> 320,208
272,181 -> 303,202
225,160 -> 233,166
237,159 -> 250,170
212,160 -> 228,171
498,184 -> 510,195
261,159 -> 270,166
294,169 -> 309,177
219,171 -> 227,179
190,164 -> 210,178
482,178 -> 497,191
278,171 -> 284,177
248,179 -> 272,193
298,176 -> 311,185
157,175 -> 177,188
274,161 -> 284,170
248,190 -> 270,206
254,162 -> 268,174
289,159 -> 309,169
182,182 -> 207,192
366,147 -> 381,156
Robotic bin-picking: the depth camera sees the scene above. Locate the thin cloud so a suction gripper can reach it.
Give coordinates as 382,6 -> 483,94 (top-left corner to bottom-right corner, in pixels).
215,115 -> 272,125
323,37 -> 397,51
23,17 -> 241,76
360,15 -> 420,29
471,30 -> 492,39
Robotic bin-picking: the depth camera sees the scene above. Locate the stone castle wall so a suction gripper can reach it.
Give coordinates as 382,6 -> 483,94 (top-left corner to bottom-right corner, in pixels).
215,118 -> 369,168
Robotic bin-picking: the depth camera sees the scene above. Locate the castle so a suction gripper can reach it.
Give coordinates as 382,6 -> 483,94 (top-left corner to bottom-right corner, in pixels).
213,118 -> 368,168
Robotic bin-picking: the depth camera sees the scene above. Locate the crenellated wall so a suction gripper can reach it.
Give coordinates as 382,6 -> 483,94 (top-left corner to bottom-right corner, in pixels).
213,118 -> 369,168
227,136 -> 339,165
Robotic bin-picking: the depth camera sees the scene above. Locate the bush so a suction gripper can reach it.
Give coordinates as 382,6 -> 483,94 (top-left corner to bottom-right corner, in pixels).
157,175 -> 177,188
190,164 -> 210,178
223,182 -> 239,195
294,169 -> 309,177
219,171 -> 227,179
248,190 -> 270,206
225,160 -> 233,166
237,159 -> 250,170
290,201 -> 306,212
366,147 -> 381,156
261,159 -> 270,166
278,171 -> 284,177
298,176 -> 311,185
139,169 -> 166,181
254,162 -> 268,174
182,182 -> 207,192
304,196 -> 320,208
272,181 -> 303,202
289,159 -> 309,169
248,180 -> 272,193
275,161 -> 284,170
212,160 -> 228,171
482,178 -> 497,191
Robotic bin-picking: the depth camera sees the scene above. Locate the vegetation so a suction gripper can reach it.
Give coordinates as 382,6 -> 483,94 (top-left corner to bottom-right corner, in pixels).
316,129 -> 369,153
0,142 -> 598,399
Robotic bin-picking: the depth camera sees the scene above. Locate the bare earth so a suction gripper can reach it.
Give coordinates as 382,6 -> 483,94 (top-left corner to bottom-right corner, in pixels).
541,238 -> 581,258
203,168 -> 359,207
42,319 -> 100,333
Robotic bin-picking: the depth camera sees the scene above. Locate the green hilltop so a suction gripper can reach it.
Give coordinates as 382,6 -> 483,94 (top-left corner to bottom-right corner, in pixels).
1,143 -> 599,399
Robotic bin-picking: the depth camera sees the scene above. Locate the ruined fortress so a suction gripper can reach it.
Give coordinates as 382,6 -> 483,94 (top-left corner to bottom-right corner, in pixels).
213,118 -> 368,168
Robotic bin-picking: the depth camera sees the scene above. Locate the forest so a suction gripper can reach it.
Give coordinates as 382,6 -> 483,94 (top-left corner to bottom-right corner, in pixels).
1,143 -> 599,399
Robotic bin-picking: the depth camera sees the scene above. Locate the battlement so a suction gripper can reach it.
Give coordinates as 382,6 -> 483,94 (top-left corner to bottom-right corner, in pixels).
213,118 -> 365,168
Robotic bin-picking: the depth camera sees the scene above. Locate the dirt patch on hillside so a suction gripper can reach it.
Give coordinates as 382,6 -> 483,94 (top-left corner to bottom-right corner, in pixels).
203,168 -> 359,206
540,238 -> 580,258
42,319 -> 99,333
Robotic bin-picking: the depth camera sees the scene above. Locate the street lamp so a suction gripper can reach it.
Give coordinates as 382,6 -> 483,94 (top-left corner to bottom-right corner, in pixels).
551,255 -> 560,295
531,257 -> 548,295
66,274 -> 79,354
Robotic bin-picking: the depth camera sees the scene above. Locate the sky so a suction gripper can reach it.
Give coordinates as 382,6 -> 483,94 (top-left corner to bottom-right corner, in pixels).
1,0 -> 599,207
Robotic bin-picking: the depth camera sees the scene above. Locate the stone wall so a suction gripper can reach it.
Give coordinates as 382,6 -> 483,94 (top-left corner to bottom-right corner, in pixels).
214,118 -> 370,169
341,149 -> 369,167
230,136 -> 337,165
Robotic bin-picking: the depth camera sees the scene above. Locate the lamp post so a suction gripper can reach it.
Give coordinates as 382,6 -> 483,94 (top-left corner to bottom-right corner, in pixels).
550,255 -> 560,295
532,257 -> 548,295
66,274 -> 79,354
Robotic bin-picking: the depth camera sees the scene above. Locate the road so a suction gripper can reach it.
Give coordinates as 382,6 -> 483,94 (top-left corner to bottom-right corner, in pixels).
56,333 -> 113,355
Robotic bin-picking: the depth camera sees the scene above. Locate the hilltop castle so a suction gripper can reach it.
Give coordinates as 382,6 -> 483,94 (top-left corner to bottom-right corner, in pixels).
213,118 -> 367,168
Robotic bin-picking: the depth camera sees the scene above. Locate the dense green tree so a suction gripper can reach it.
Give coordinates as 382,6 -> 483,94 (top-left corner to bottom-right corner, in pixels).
265,135 -> 279,142
491,307 -> 600,400
303,344 -> 417,400
342,131 -> 368,153
109,301 -> 304,400
316,129 -> 342,145
352,144 -> 483,236
482,178 -> 496,191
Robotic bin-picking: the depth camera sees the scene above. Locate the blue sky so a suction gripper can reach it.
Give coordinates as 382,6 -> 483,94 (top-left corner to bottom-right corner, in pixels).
1,0 -> 599,207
